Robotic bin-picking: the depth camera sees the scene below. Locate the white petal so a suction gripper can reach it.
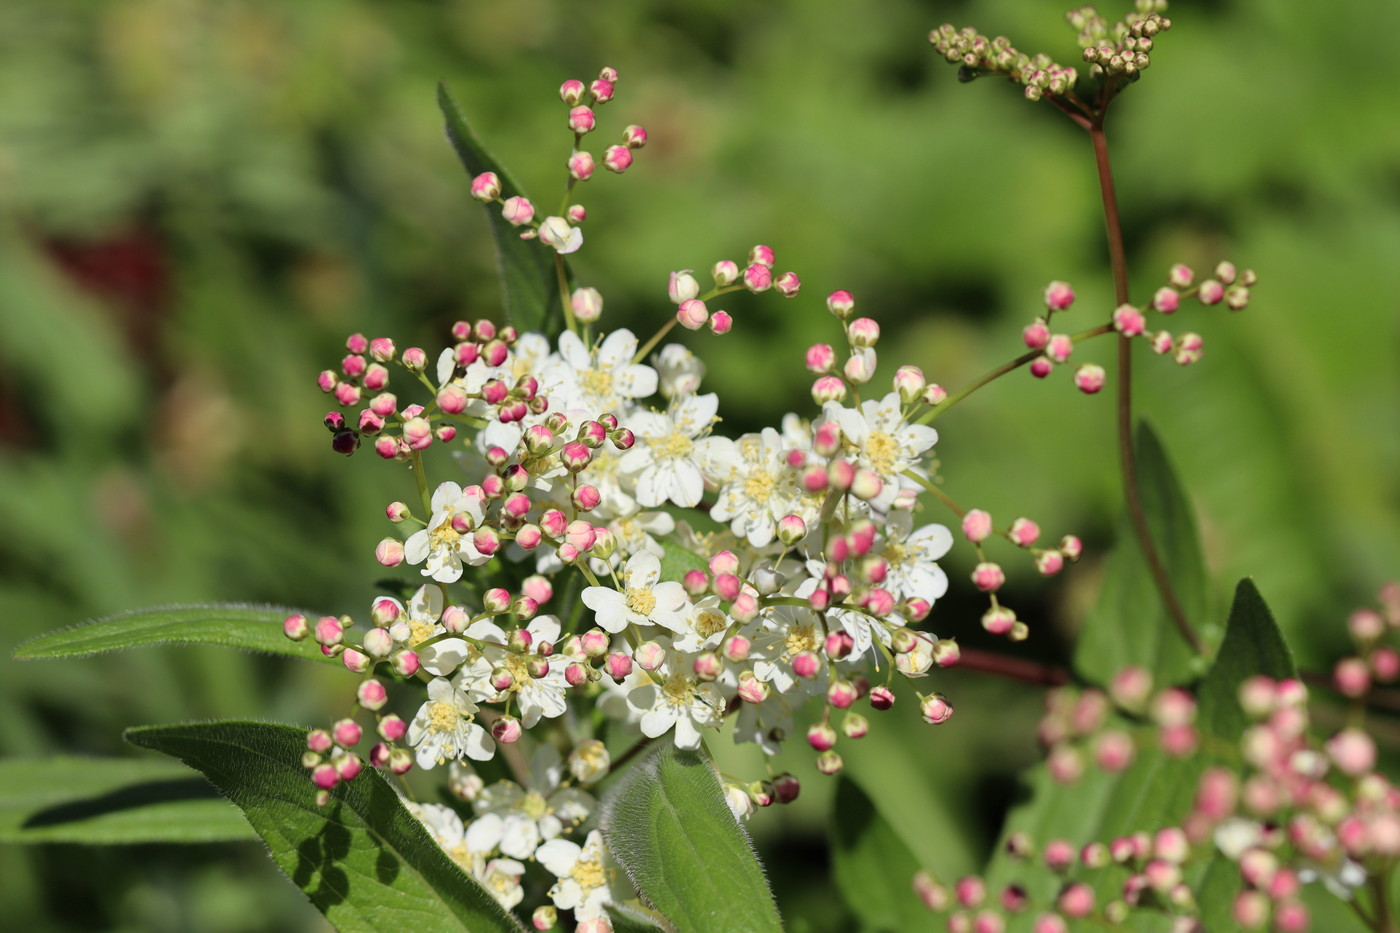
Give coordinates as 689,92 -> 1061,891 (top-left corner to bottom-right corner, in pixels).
640,705 -> 678,738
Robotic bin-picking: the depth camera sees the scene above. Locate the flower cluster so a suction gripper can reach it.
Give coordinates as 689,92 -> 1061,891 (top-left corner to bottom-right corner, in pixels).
284,46 -> 1259,930
912,588 -> 1400,933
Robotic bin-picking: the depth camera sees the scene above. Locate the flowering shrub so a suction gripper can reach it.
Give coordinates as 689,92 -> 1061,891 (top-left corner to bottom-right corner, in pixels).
9,3 -> 1397,932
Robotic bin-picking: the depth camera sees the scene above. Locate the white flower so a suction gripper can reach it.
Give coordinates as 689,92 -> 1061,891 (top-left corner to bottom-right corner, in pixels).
620,393 -> 722,508
413,803 -> 526,909
582,550 -> 690,634
822,392 -> 938,510
541,329 -> 657,418
709,428 -> 805,547
472,747 -> 594,859
734,689 -> 799,757
474,857 -> 527,910
626,660 -> 726,750
671,596 -> 734,654
464,615 -> 572,727
404,482 -> 491,583
386,585 -> 472,677
654,343 -> 706,397
407,676 -> 496,768
539,216 -> 583,254
537,830 -> 626,922
878,510 -> 953,605
750,602 -> 830,695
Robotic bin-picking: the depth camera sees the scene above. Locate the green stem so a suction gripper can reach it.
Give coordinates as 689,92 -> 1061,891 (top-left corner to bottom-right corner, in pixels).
1089,111 -> 1203,656
555,254 -> 578,337
409,450 -> 432,518
915,324 -> 1112,425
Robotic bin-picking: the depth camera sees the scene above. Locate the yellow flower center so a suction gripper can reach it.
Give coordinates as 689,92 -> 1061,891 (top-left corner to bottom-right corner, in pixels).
625,586 -> 657,617
784,622 -> 820,658
743,470 -> 775,503
693,609 -> 728,639
571,856 -> 605,889
865,429 -> 898,476
580,368 -> 614,399
409,619 -> 437,646
447,843 -> 470,868
428,700 -> 462,734
429,523 -> 460,551
661,672 -> 694,706
520,790 -> 548,820
657,431 -> 693,459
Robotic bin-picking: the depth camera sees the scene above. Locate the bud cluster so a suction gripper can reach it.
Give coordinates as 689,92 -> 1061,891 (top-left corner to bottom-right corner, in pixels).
927,25 -> 1079,101
1020,261 -> 1257,394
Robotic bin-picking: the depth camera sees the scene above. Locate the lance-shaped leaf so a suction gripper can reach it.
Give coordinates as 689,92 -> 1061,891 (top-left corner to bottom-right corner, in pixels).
438,81 -> 563,336
830,778 -> 927,933
602,745 -> 783,933
13,604 -> 335,664
1074,421 -> 1209,687
127,720 -> 526,933
0,755 -> 254,844
983,580 -> 1298,932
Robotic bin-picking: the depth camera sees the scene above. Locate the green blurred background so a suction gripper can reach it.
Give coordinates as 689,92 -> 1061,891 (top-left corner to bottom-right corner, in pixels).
2,0 -> 1397,930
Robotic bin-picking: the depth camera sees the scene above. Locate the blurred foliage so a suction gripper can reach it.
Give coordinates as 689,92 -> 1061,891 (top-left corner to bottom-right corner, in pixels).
1,0 -> 1397,930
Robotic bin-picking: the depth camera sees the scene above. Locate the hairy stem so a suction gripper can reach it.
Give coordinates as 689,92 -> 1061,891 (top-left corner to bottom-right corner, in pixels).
1089,113 -> 1203,656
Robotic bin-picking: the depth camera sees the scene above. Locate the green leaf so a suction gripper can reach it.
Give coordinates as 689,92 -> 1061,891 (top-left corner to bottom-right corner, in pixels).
656,539 -> 710,586
830,779 -> 927,933
126,720 -> 526,933
602,745 -> 783,933
437,81 -> 562,335
984,580 -> 1299,932
1197,578 -> 1298,743
1074,421 -> 1210,687
0,755 -> 255,844
13,604 -> 336,664
607,903 -> 672,933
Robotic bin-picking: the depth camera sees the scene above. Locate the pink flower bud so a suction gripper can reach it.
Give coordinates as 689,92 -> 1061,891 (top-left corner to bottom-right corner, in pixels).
677,298 -> 709,330
589,77 -> 614,103
774,514 -> 807,545
706,259 -> 737,286
1153,286 -> 1180,313
501,196 -> 534,226
920,692 -> 954,725
1043,281 -> 1075,311
722,634 -> 751,663
623,124 -> 647,148
1059,535 -> 1083,561
333,382 -> 362,407
336,645 -> 368,673
470,171 -> 501,201
1008,517 -> 1040,547
307,729 -> 334,754
283,614 -> 309,641
868,685 -> 895,710
356,679 -> 388,711
806,722 -> 837,751
599,651 -> 631,681
738,262 -> 771,293
363,364 -> 390,392
805,343 -> 836,373
559,78 -> 585,104
567,105 -> 596,134
962,509 -> 993,543
1036,550 -> 1065,576
1197,279 -> 1224,305
635,641 -> 665,671
826,289 -> 855,319
791,650 -> 821,680
375,538 -> 404,566
982,606 -> 1016,635
827,680 -> 858,709
893,365 -> 924,403
815,750 -> 844,775
1095,730 -> 1135,772
333,718 -> 363,748
747,244 -> 775,267
603,145 -> 632,173
314,616 -> 344,647
1112,304 -> 1146,336
972,563 -> 1004,592
371,393 -> 398,418
1046,334 -> 1073,363
491,716 -> 522,745
1335,657 -> 1370,697
923,383 -> 948,405
707,310 -> 733,334
1057,883 -> 1094,919
774,271 -> 801,296
846,316 -> 880,347
1030,357 -> 1054,378
567,150 -> 595,181
1074,363 -> 1106,394
311,763 -> 339,790
843,349 -> 875,384
610,428 -> 635,450
850,468 -> 883,502
811,375 -> 847,404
